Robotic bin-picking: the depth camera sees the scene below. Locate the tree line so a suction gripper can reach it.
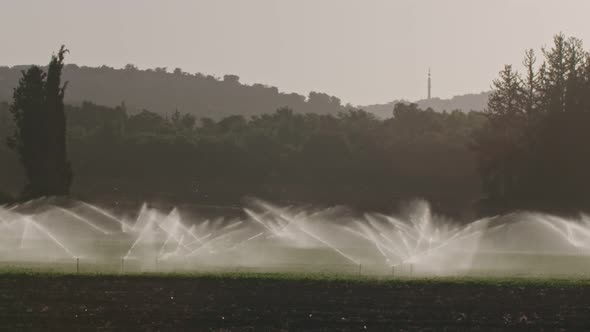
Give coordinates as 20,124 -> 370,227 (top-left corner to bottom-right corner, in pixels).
0,97 -> 485,217
3,34 -> 590,217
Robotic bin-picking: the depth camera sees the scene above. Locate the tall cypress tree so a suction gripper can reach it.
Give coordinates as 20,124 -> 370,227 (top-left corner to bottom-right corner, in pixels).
45,46 -> 72,195
6,46 -> 72,198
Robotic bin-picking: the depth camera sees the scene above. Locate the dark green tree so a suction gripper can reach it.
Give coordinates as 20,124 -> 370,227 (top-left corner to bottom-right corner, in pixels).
473,65 -> 526,209
520,49 -> 542,120
6,46 -> 72,198
474,34 -> 590,213
180,113 -> 196,130
45,46 -> 73,195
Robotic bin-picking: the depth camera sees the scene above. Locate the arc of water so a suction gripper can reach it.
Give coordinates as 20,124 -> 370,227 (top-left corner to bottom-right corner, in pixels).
346,222 -> 409,261
124,219 -> 155,259
245,209 -> 276,234
371,236 -> 394,264
379,233 -> 410,260
2,214 -> 26,228
536,217 -> 589,249
403,222 -> 505,264
156,221 -> 196,258
160,234 -> 188,260
547,215 -> 590,246
175,234 -> 186,254
254,200 -> 292,220
132,203 -> 153,233
28,218 -> 77,258
227,232 -> 264,251
383,217 -> 420,244
211,217 -> 225,231
356,214 -> 498,266
158,220 -> 180,242
365,215 -> 412,258
186,231 -> 237,256
0,212 -> 10,227
7,198 -> 34,211
396,229 -> 414,257
262,205 -> 358,263
51,206 -> 111,235
411,214 -> 431,255
184,233 -> 212,247
277,214 -> 304,235
382,215 -> 415,234
157,223 -> 179,259
376,234 -> 409,263
249,201 -> 312,235
78,202 -> 132,230
354,220 -> 396,263
19,218 -> 30,249
220,220 -> 243,231
384,215 -> 440,259
177,224 -> 205,245
295,224 -> 359,265
275,210 -> 324,236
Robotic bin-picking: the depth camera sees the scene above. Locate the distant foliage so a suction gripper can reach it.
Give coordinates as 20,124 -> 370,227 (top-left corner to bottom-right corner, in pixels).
0,64 -> 348,120
364,92 -> 492,119
0,101 -> 485,215
6,46 -> 72,198
474,34 -> 590,213
11,36 -> 590,215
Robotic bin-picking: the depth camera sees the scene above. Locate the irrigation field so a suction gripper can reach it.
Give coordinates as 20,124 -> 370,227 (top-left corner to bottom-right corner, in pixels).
3,250 -> 590,278
2,271 -> 590,331
5,198 -> 590,278
4,199 -> 590,329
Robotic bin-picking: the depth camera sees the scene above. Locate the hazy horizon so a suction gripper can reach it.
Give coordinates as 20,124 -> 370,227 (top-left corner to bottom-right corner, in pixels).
2,0 -> 590,105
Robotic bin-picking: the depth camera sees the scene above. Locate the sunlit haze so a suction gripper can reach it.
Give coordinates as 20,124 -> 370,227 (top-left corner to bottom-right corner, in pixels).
2,0 -> 590,105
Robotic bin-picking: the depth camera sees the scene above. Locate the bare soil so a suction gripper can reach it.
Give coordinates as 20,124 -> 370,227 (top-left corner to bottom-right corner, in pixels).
1,274 -> 590,331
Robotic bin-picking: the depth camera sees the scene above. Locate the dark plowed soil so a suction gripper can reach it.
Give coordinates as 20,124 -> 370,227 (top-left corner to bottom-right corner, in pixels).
1,274 -> 589,331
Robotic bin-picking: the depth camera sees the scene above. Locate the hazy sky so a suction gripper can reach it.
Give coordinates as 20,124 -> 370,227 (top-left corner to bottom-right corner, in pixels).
2,1 -> 590,105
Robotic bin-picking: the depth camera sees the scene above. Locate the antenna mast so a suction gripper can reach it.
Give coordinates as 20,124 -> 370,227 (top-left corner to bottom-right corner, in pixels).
427,68 -> 432,100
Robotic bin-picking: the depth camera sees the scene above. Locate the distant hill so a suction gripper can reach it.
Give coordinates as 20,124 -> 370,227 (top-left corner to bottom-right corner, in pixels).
0,64 -> 488,119
361,92 -> 491,118
0,65 -> 346,119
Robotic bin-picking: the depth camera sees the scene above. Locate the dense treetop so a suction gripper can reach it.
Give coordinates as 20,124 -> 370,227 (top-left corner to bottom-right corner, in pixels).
474,34 -> 590,213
